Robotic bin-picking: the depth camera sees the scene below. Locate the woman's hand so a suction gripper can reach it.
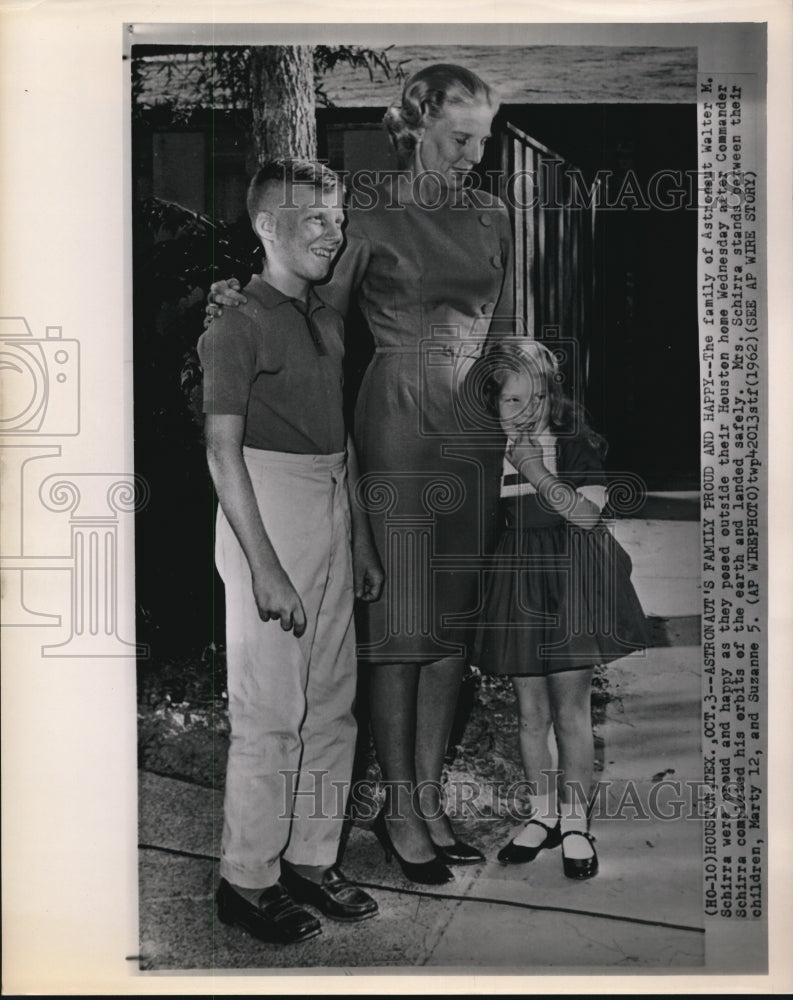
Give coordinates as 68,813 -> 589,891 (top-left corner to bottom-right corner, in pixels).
507,431 -> 546,485
353,535 -> 385,603
204,277 -> 247,328
345,432 -> 385,602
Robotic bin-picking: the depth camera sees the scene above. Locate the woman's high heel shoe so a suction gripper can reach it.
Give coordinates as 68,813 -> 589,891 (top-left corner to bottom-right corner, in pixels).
371,809 -> 454,885
433,839 -> 485,866
428,818 -> 485,865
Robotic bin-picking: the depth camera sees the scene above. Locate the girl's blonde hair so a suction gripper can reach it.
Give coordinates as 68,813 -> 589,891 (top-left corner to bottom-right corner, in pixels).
383,63 -> 498,166
482,339 -> 607,457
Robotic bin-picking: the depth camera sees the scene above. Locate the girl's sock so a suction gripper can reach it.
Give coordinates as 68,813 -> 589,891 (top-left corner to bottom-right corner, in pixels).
560,799 -> 594,859
513,791 -> 558,847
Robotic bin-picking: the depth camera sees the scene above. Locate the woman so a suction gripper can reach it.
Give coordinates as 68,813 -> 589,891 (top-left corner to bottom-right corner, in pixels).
210,64 -> 514,883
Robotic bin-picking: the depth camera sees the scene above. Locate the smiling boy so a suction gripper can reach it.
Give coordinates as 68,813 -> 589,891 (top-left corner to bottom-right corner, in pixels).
197,159 -> 383,945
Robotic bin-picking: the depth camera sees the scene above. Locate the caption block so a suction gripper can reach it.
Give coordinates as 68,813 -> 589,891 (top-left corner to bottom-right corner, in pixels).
698,74 -> 765,920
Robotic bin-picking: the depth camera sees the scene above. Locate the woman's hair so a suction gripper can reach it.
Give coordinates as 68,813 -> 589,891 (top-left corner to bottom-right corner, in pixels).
482,339 -> 607,457
383,63 -> 498,165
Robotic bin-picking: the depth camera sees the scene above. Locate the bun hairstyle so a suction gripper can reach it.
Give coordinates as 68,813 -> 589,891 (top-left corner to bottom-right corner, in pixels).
383,63 -> 497,166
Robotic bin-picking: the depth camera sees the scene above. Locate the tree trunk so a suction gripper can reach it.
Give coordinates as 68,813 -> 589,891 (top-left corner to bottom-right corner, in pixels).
249,46 -> 316,163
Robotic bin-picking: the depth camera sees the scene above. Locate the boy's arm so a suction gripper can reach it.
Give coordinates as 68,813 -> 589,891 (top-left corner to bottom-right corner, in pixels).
346,433 -> 385,602
205,414 -> 306,635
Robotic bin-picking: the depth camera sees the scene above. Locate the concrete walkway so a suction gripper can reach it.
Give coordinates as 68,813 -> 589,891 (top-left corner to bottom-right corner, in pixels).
138,510 -> 705,973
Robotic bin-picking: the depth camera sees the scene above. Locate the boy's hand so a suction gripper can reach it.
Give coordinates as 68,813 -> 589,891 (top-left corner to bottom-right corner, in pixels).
507,432 -> 545,483
251,566 -> 307,637
353,538 -> 385,602
204,277 -> 247,328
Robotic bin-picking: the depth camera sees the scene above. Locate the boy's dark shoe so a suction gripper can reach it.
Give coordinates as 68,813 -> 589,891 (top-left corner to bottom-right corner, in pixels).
216,878 -> 322,944
280,863 -> 379,922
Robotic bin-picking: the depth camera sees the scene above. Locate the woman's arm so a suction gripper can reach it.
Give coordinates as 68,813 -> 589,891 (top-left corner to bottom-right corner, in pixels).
205,414 -> 306,634
205,278 -> 247,326
482,199 -> 516,347
493,202 -> 515,325
346,433 -> 384,602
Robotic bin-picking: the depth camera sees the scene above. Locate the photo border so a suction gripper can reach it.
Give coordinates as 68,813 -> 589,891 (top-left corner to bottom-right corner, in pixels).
1,1 -> 791,994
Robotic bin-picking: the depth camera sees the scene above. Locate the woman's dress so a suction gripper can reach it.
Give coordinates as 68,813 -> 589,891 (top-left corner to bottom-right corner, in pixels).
320,174 -> 514,664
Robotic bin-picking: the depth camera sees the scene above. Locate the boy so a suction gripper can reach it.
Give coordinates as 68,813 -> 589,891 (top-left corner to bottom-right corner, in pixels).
198,159 -> 383,945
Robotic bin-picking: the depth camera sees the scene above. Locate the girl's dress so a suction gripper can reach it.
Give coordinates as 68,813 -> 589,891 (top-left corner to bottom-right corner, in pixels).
320,172 -> 513,665
474,433 -> 652,675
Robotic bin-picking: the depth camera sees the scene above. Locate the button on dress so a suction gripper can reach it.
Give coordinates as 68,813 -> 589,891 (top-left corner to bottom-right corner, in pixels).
319,173 -> 514,664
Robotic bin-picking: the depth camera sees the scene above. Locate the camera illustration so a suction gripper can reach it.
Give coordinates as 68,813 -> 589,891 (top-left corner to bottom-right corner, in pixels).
0,317 -> 80,435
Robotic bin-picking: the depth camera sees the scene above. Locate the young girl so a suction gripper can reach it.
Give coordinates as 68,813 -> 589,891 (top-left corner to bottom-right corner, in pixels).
474,340 -> 651,879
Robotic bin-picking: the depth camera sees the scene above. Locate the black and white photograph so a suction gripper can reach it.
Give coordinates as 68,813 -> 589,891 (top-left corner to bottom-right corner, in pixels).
1,3 -> 791,995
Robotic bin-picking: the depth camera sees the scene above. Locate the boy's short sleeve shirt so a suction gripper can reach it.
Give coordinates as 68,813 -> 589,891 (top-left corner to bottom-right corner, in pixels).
198,275 -> 346,454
